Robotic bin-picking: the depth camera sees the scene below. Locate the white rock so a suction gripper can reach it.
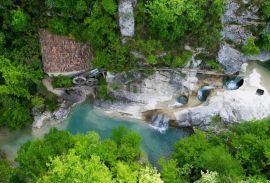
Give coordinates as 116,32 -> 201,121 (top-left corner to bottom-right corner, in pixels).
217,43 -> 247,74
223,1 -> 260,25
222,25 -> 252,45
32,112 -> 52,129
119,0 -> 135,37
174,67 -> 270,128
53,107 -> 69,121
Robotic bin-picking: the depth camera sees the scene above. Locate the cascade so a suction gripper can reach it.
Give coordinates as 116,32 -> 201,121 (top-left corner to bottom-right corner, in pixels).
149,114 -> 169,133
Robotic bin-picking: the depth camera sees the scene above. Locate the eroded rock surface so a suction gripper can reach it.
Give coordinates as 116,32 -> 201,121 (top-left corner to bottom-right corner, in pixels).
217,43 -> 246,74
174,67 -> 270,129
119,0 -> 136,37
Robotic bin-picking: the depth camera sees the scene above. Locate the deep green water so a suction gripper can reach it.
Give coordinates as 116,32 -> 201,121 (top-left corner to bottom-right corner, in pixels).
0,102 -> 190,166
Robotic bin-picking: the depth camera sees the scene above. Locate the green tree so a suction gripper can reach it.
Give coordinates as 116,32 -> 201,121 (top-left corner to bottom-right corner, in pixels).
102,0 -> 117,15
146,0 -> 208,41
261,0 -> 270,20
38,152 -> 114,183
159,158 -> 184,183
10,10 -> 29,32
198,146 -> 244,181
115,162 -> 138,183
16,128 -> 74,179
0,32 -> 5,49
48,18 -> 68,35
45,0 -> 88,17
0,97 -> 32,129
0,160 -> 13,183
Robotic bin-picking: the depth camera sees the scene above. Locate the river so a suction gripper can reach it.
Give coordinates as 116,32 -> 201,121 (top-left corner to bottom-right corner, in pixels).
0,101 -> 190,166
1,61 -> 270,166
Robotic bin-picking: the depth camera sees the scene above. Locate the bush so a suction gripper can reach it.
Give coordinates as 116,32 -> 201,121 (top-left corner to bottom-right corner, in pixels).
259,33 -> 270,51
10,10 -> 29,32
0,32 -> 5,48
147,54 -> 157,65
261,0 -> 270,20
52,75 -> 73,88
102,0 -> 117,15
164,119 -> 270,182
207,60 -> 221,70
48,18 -> 68,35
171,51 -> 192,68
243,37 -> 260,55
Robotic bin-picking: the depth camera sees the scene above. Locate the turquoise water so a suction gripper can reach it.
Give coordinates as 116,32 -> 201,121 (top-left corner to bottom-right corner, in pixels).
62,102 -> 190,165
0,102 -> 190,166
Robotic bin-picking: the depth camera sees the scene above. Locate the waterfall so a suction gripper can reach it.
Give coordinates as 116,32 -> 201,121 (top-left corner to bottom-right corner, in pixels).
225,77 -> 244,90
149,114 -> 169,133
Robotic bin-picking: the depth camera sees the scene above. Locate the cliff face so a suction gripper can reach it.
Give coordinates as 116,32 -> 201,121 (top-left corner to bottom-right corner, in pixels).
218,0 -> 270,72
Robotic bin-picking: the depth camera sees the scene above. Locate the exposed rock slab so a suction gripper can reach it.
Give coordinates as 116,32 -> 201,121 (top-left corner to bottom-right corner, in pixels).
247,51 -> 270,61
32,112 -> 52,129
223,1 -> 260,25
174,67 -> 270,128
222,25 -> 252,45
119,0 -> 135,37
217,43 -> 247,74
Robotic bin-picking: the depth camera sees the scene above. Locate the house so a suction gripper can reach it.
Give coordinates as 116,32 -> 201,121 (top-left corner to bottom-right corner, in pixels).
39,29 -> 93,76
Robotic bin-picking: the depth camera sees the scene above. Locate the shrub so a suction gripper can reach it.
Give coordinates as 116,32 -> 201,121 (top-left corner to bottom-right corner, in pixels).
147,54 -> 157,65
207,60 -> 221,70
0,32 -> 5,48
243,37 -> 260,55
31,96 -> 45,111
261,0 -> 270,19
52,75 -> 73,88
102,0 -> 117,15
48,18 -> 68,35
171,51 -> 192,68
10,10 -> 29,32
259,33 -> 270,51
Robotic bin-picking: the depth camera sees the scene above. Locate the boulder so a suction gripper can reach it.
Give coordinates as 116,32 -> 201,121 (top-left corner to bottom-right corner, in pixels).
217,43 -> 247,74
247,51 -> 270,61
222,25 -> 252,45
32,112 -> 52,129
223,0 -> 260,25
119,0 -> 135,37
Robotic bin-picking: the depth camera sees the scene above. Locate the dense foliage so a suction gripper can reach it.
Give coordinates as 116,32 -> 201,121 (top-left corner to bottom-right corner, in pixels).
159,119 -> 270,183
144,0 -> 225,49
52,75 -> 73,88
1,127 -> 162,183
2,120 -> 270,182
0,0 -> 228,129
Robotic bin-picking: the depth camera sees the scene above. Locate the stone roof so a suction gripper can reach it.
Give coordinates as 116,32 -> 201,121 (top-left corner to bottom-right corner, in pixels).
39,29 -> 93,75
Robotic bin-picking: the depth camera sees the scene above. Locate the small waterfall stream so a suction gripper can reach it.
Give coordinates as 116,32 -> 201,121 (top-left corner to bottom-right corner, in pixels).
225,77 -> 244,90
149,114 -> 169,133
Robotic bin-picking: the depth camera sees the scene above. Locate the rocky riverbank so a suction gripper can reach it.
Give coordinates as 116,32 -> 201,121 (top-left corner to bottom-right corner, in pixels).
32,78 -> 96,129
93,0 -> 270,130
34,0 -> 270,131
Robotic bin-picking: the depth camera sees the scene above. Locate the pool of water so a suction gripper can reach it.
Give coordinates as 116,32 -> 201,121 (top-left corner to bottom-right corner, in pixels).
0,102 -> 190,166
